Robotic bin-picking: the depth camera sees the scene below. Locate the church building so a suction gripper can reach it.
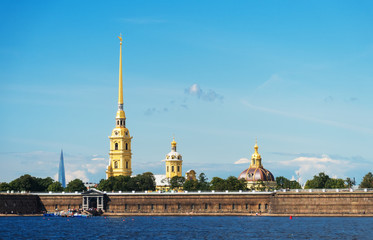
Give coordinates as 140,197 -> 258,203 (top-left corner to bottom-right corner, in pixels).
238,141 -> 276,190
155,138 -> 185,191
106,36 -> 133,178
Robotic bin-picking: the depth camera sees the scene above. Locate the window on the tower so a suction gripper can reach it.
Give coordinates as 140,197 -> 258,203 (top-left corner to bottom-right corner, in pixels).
167,166 -> 169,172
172,166 -> 174,172
126,143 -> 128,150
126,162 -> 128,169
115,143 -> 118,150
177,166 -> 180,172
114,161 -> 118,168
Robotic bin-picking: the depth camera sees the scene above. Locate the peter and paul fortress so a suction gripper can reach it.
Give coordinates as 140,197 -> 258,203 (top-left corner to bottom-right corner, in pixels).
104,36 -> 275,190
106,35 -> 133,178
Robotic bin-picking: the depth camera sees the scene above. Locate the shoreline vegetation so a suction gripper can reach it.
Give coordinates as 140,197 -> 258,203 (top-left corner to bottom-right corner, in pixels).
1,172 -> 373,193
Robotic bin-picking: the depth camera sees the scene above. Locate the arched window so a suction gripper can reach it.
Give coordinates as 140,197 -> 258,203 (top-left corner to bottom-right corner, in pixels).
114,161 -> 118,168
258,204 -> 261,210
126,143 -> 128,150
115,143 -> 118,150
172,166 -> 174,172
126,161 -> 128,169
177,166 -> 180,172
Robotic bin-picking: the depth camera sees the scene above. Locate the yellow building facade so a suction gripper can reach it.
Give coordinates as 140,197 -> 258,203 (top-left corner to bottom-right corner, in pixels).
165,138 -> 183,179
106,36 -> 133,178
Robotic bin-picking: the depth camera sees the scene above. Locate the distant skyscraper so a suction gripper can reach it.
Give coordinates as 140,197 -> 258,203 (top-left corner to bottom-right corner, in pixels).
58,150 -> 66,188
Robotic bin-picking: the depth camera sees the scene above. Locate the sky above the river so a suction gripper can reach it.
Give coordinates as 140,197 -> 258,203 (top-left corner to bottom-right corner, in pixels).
1,0 -> 373,185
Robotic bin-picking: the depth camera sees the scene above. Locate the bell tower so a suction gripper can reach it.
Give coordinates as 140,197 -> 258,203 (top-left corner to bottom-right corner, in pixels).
106,35 -> 133,178
165,138 -> 183,179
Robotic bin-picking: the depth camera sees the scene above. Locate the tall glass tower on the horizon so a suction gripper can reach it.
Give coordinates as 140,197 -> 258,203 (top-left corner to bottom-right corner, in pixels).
58,150 -> 66,188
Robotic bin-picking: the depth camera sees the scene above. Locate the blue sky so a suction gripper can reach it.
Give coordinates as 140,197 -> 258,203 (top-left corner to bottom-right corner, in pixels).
1,1 -> 373,185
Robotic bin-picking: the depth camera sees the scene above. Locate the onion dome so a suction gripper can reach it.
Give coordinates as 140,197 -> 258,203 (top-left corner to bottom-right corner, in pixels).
238,167 -> 274,182
165,137 -> 182,161
238,140 -> 275,182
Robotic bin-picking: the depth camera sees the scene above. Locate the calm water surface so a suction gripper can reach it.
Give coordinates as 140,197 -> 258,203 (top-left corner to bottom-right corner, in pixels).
0,216 -> 372,239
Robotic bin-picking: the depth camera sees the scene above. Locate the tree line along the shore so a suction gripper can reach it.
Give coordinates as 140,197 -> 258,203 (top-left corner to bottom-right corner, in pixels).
1,172 -> 373,193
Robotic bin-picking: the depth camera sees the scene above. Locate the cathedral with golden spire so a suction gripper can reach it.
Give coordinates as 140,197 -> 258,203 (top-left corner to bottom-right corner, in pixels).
106,35 -> 133,178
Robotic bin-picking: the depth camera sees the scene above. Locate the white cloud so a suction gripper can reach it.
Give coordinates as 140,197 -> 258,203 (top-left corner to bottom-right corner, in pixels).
185,84 -> 223,102
84,163 -> 107,174
234,158 -> 250,164
91,157 -> 105,161
65,170 -> 89,183
280,154 -> 349,185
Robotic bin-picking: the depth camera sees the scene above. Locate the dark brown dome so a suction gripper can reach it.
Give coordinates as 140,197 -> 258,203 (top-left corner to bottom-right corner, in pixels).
238,167 -> 275,182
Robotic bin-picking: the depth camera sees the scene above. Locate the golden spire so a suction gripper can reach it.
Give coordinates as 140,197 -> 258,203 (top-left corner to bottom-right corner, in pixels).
254,137 -> 259,154
116,34 -> 126,121
118,34 -> 123,106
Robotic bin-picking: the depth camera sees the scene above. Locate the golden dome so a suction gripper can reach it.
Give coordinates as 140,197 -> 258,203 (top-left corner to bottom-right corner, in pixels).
171,137 -> 177,147
251,140 -> 261,159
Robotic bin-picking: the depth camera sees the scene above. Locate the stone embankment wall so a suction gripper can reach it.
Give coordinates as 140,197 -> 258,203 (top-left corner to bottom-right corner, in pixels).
270,192 -> 373,215
106,193 -> 271,215
1,192 -> 373,216
38,194 -> 82,212
0,194 -> 42,214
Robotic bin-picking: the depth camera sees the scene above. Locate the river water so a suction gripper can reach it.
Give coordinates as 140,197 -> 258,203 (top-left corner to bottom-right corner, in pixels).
0,216 -> 372,239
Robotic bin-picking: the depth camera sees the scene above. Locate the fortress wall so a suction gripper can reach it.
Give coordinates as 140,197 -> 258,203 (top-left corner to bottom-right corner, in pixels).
0,194 -> 41,214
106,193 -> 272,214
38,195 -> 82,212
2,192 -> 373,215
269,192 -> 373,215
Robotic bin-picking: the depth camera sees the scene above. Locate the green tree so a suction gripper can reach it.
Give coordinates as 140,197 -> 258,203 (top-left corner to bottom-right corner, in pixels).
35,177 -> 54,192
135,172 -> 156,191
276,176 -> 301,189
183,179 -> 198,191
0,182 -> 11,191
360,172 -> 373,188
325,178 -> 346,188
345,177 -> 355,188
66,179 -> 87,192
47,182 -> 64,192
97,172 -> 156,192
97,177 -> 116,191
170,176 -> 185,190
225,176 -> 247,191
304,172 -> 330,189
210,177 -> 226,191
289,180 -> 302,189
197,173 -> 210,191
9,174 -> 35,191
